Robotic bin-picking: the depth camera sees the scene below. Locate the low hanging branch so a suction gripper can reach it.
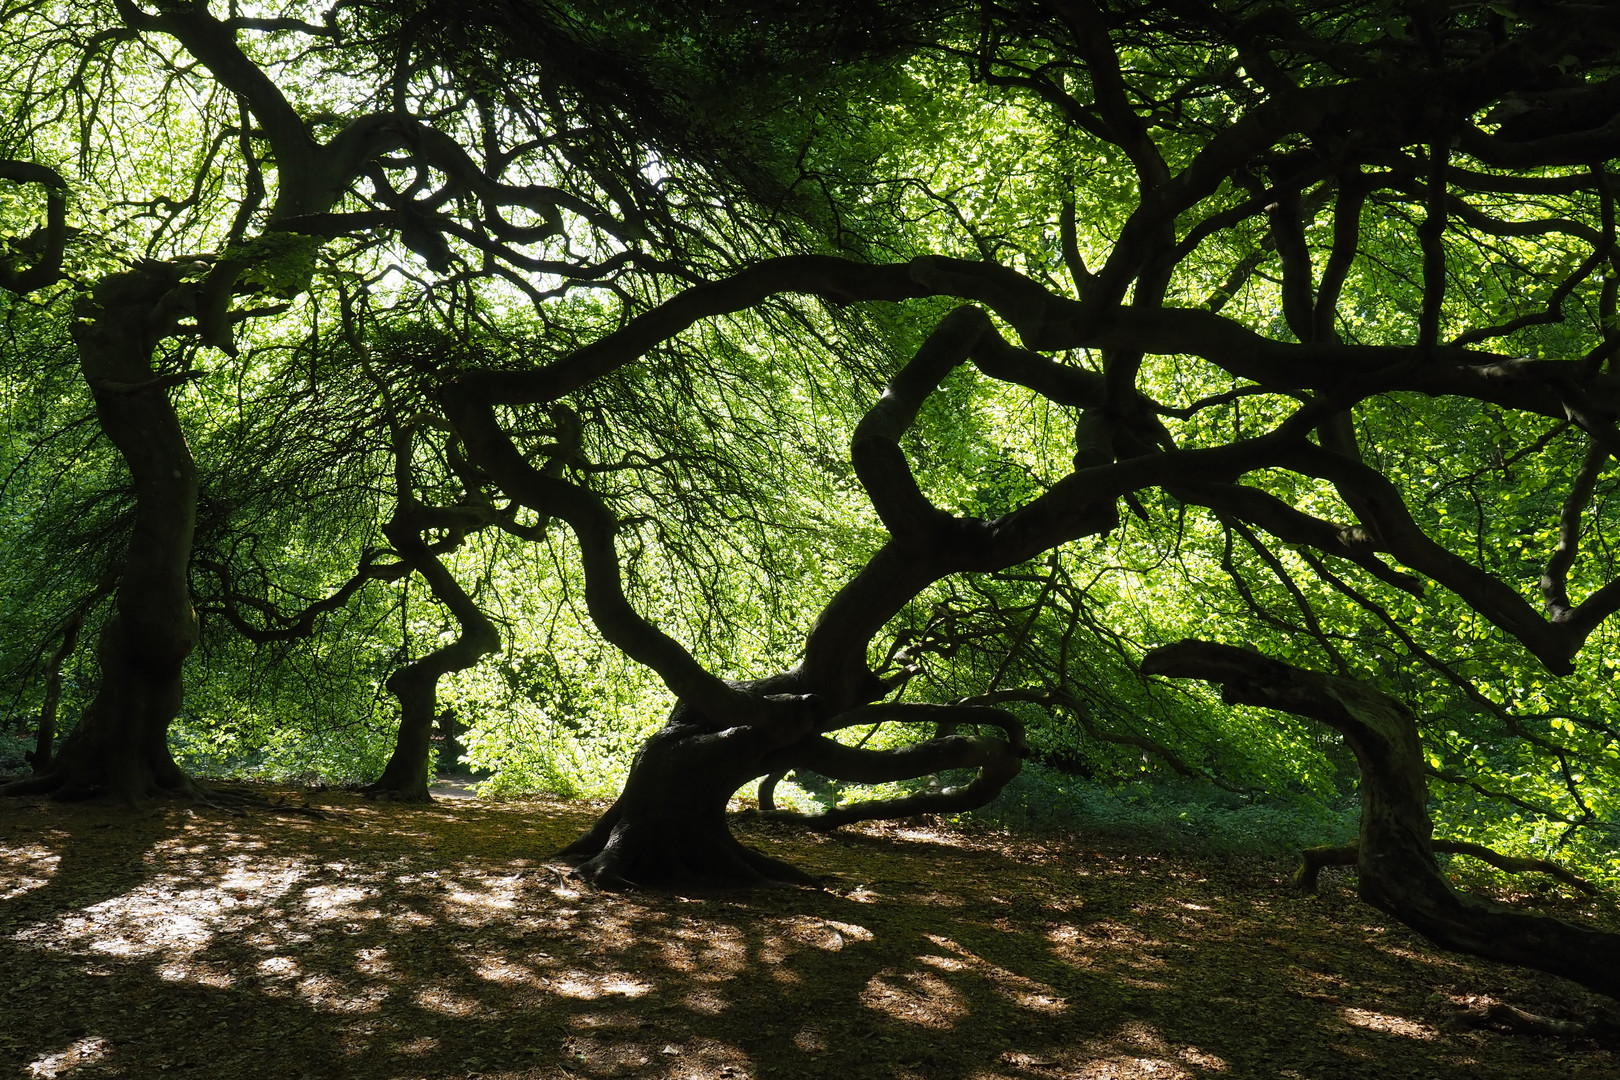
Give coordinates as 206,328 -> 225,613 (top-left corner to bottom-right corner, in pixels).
1141,639 -> 1620,1000
1294,838 -> 1601,896
967,687 -> 1204,779
754,702 -> 1028,831
196,548 -> 409,642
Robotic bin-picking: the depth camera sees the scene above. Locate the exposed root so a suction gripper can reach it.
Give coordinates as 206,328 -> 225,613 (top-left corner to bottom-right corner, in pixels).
735,841 -> 822,887
571,848 -> 633,891
0,772 -> 65,798
354,782 -> 434,805
267,799 -> 330,819
756,770 -> 786,812
569,826 -> 821,892
1293,842 -> 1358,892
1441,998 -> 1620,1045
2,766 -> 279,815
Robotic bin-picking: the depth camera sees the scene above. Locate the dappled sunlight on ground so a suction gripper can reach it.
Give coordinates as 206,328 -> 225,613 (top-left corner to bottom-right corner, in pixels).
1,787 -> 1616,1079
863,967 -> 969,1027
1341,1006 -> 1437,1040
552,971 -> 653,1000
0,841 -> 59,901
25,1036 -> 108,1079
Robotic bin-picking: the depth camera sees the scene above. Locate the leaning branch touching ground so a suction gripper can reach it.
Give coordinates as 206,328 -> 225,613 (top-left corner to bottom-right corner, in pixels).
2,786 -> 1617,1080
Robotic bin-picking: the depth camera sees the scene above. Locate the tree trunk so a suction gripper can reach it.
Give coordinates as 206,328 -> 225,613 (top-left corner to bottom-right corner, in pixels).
1143,640 -> 1620,1000
25,606 -> 88,774
364,628 -> 497,802
4,268 -> 203,802
360,509 -> 500,802
563,692 -> 823,889
42,614 -> 200,801
564,692 -> 1027,889
364,666 -> 443,803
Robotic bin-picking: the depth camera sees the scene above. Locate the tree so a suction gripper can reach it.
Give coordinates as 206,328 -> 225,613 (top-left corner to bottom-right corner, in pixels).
5,0 -> 1620,1001
428,0 -> 1620,996
0,0 -> 713,799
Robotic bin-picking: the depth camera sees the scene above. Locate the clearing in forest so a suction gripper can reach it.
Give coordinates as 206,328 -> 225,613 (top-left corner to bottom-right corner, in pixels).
1,786 -> 1615,1080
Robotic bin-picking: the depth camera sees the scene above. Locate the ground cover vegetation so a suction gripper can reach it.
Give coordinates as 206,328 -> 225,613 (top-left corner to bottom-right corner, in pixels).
4,0 -> 1620,1051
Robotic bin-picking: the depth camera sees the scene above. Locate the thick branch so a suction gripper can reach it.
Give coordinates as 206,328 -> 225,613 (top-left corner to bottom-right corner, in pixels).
197,549 -> 406,643
1171,480 -> 1424,596
1281,443 -> 1584,672
443,390 -> 789,731
0,160 -> 68,294
853,306 -> 988,538
761,702 -> 1026,831
1541,440 -> 1607,622
1143,640 -> 1620,999
459,257 -> 935,406
1295,839 -> 1600,896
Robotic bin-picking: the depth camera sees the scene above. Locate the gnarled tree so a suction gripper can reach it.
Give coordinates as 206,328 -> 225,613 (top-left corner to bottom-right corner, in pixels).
419,1 -> 1620,995
0,0 -> 704,799
4,0 -> 1620,1003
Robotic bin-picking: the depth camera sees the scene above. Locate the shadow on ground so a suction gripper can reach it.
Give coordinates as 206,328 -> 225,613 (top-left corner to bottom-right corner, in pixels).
1,786 -> 1615,1079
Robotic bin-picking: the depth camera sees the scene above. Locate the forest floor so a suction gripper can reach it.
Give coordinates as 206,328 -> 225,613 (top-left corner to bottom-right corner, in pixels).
2,784 -> 1617,1080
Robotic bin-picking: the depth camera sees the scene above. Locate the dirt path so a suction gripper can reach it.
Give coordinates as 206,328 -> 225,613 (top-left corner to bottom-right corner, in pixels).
1,786 -> 1614,1079
429,776 -> 482,801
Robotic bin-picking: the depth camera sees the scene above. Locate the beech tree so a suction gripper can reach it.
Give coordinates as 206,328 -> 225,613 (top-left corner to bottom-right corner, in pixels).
430,0 -> 1620,996
0,0 -> 741,798
5,0 -> 1620,1002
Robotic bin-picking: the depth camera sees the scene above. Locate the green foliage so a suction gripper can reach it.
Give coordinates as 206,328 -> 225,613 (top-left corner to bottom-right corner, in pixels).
0,733 -> 30,773
446,645 -> 667,800
966,766 -> 1360,859
3,0 -> 1620,919
228,234 -> 320,299
169,626 -> 401,786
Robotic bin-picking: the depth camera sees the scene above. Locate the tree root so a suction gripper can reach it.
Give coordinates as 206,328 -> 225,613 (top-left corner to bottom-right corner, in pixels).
569,829 -> 820,892
353,781 -> 434,804
0,772 -> 65,797
568,699 -> 1021,889
0,767 -> 299,817
1441,998 -> 1620,1045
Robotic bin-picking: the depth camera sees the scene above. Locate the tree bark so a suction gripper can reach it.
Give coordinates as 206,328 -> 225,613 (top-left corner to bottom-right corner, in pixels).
561,687 -> 824,889
24,605 -> 88,774
4,268 -> 204,802
1295,839 -> 1600,896
562,692 -> 1027,889
1142,639 -> 1620,1000
752,702 -> 1028,831
473,306 -> 1060,888
363,665 -> 449,803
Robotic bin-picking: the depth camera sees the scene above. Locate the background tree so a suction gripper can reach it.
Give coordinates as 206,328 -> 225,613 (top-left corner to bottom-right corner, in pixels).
0,0 -> 734,798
